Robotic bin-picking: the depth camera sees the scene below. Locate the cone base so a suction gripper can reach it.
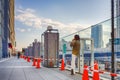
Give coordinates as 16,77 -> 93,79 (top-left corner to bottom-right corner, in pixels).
36,67 -> 40,69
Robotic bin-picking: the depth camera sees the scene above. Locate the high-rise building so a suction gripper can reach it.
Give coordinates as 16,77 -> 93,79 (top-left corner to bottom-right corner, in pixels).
0,0 -> 4,58
116,0 -> 120,38
9,0 -> 15,55
91,25 -> 103,48
0,0 -> 15,58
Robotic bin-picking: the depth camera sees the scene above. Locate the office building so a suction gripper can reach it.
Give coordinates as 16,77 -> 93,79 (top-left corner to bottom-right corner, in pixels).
116,0 -> 120,38
91,25 -> 103,48
0,0 -> 15,58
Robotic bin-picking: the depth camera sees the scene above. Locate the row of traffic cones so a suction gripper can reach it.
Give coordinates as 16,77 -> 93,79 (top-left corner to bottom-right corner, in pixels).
20,55 -> 41,69
82,62 -> 100,80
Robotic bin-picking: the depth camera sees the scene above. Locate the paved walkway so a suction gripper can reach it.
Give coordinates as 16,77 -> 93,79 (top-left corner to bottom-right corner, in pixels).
0,57 -> 83,80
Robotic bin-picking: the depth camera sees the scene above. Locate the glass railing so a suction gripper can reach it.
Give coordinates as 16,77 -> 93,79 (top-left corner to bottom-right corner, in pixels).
60,16 -> 120,74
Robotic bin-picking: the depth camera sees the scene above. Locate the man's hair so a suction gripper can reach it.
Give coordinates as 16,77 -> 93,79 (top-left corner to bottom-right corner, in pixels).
74,35 -> 80,40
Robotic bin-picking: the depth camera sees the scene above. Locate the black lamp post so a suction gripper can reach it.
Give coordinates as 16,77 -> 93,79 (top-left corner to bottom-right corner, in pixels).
111,0 -> 115,80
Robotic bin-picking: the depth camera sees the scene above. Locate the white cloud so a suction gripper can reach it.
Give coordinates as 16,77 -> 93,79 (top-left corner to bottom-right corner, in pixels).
16,28 -> 32,32
27,28 -> 31,32
15,7 -> 88,37
16,28 -> 25,32
15,8 -> 41,28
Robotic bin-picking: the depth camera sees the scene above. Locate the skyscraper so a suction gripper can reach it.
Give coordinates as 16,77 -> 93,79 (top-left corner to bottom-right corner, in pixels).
0,0 -> 4,58
9,0 -> 15,55
116,0 -> 120,38
91,25 -> 103,48
0,0 -> 15,58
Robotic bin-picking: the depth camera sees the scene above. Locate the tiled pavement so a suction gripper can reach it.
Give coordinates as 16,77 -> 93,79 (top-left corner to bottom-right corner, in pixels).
0,57 -> 83,80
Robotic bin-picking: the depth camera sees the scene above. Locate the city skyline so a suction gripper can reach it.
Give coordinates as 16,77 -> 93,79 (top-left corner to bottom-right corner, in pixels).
15,0 -> 110,51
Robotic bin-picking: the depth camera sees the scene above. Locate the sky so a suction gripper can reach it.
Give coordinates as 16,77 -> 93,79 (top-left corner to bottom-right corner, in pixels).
15,0 -> 111,51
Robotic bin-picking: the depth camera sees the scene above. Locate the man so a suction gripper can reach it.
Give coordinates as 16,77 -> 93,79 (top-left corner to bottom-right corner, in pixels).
70,35 -> 80,75
17,52 -> 21,59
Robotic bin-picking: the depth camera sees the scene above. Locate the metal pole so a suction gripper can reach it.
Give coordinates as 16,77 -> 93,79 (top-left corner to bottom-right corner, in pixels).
41,33 -> 44,66
111,0 -> 115,80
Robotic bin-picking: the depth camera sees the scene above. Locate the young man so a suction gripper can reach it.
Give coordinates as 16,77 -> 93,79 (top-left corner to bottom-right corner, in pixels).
70,35 -> 80,75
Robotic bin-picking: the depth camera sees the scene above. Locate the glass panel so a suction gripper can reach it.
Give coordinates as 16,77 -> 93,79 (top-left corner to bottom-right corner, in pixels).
60,16 -> 120,74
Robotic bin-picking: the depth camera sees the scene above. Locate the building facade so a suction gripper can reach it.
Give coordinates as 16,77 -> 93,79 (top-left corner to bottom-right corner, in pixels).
9,0 -> 15,55
2,0 -> 9,58
0,0 -> 4,59
0,0 -> 15,59
91,25 -> 103,48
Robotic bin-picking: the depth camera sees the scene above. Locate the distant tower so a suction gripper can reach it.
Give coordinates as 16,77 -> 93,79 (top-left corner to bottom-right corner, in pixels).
91,25 -> 103,48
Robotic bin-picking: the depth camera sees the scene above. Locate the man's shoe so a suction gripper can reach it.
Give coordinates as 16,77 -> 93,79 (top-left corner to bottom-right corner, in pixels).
71,69 -> 74,75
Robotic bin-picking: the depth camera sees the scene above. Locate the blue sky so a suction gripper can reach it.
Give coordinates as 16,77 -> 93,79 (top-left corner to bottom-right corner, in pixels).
15,0 -> 110,51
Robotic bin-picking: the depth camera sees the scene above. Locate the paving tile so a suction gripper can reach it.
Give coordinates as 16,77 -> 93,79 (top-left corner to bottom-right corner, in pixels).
0,57 -> 83,80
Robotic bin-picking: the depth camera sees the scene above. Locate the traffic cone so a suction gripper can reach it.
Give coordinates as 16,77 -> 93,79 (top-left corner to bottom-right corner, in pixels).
25,56 -> 26,60
26,57 -> 28,62
49,58 -> 53,67
60,59 -> 65,70
27,57 -> 28,62
36,58 -> 41,69
93,62 -> 100,80
24,56 -> 26,60
21,55 -> 23,58
27,57 -> 30,62
28,57 -> 30,62
32,58 -> 36,66
23,56 -> 24,59
82,64 -> 89,80
20,55 -> 22,58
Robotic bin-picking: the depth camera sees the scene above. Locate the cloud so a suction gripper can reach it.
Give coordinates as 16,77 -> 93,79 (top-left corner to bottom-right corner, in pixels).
16,28 -> 25,32
16,28 -> 32,32
27,28 -> 31,32
15,8 -> 41,28
15,7 -> 88,37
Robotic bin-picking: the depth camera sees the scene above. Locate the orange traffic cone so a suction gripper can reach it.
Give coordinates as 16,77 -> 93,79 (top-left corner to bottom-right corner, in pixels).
27,57 -> 30,62
25,56 -> 26,60
60,59 -> 65,70
82,64 -> 89,80
24,56 -> 26,60
32,58 -> 36,66
26,57 -> 28,61
93,62 -> 100,80
20,55 -> 22,58
29,57 -> 30,62
49,58 -> 53,67
23,56 -> 24,59
27,57 -> 28,62
21,55 -> 23,58
36,58 -> 41,69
